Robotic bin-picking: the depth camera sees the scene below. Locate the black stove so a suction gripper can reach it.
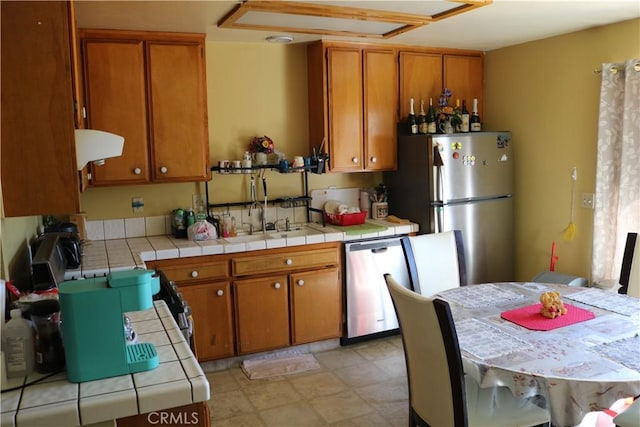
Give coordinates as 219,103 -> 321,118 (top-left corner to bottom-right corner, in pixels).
153,270 -> 193,348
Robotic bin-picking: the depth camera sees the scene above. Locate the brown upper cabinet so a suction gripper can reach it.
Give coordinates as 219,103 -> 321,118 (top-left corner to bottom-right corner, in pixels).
399,50 -> 484,124
308,42 -> 398,173
79,29 -> 210,186
1,1 -> 80,217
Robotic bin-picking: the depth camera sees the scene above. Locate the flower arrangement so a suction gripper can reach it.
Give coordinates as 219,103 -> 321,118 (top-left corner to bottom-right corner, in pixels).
437,88 -> 462,130
249,135 -> 274,154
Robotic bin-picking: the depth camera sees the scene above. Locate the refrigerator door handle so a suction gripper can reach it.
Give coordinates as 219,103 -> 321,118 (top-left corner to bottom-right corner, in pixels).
434,205 -> 444,233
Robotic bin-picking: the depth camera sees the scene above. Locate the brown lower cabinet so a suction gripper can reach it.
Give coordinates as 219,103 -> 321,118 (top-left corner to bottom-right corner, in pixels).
180,281 -> 234,360
148,242 -> 342,361
234,274 -> 290,354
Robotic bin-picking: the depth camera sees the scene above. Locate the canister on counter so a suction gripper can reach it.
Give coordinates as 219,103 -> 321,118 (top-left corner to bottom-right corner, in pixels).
173,208 -> 187,238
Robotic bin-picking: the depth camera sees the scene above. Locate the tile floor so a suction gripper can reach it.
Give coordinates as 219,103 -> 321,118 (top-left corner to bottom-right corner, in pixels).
204,335 -> 409,426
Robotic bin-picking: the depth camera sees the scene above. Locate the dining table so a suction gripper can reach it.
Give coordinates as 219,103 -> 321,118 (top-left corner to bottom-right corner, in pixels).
435,282 -> 640,427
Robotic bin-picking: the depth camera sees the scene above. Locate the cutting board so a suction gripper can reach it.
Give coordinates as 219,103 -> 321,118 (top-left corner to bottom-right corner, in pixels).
310,187 -> 365,223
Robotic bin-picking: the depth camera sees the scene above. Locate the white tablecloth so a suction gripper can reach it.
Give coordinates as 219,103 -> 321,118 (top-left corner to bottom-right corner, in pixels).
437,282 -> 640,427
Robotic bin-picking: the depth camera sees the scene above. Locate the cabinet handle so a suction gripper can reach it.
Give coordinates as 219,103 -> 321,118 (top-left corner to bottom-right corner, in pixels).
191,271 -> 199,278
297,279 -> 305,286
216,289 -> 224,296
285,259 -> 293,265
370,156 -> 377,163
160,166 -> 168,174
133,167 -> 142,175
351,157 -> 359,164
274,282 -> 282,289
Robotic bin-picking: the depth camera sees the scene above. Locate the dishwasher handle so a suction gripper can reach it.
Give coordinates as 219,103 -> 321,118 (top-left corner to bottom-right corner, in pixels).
371,247 -> 388,254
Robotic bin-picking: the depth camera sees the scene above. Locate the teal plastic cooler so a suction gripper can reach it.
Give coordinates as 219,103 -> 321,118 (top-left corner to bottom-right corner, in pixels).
59,270 -> 160,383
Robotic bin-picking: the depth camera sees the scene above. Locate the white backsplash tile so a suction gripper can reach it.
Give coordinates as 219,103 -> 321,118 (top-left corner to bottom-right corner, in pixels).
103,219 -> 125,239
86,220 -> 105,241
124,217 -> 145,237
145,216 -> 168,236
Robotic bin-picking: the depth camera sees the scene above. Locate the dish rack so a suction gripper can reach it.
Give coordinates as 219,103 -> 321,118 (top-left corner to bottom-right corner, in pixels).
324,211 -> 367,226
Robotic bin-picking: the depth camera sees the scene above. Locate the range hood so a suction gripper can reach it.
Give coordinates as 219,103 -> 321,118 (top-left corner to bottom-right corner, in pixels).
75,129 -> 125,171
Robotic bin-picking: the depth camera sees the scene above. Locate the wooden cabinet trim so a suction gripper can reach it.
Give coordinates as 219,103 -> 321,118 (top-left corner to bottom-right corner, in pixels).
1,1 -> 80,216
232,247 -> 340,277
79,28 -> 208,186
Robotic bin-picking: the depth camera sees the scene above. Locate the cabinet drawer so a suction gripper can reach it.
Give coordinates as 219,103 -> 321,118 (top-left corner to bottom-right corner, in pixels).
148,257 -> 230,283
232,247 -> 339,277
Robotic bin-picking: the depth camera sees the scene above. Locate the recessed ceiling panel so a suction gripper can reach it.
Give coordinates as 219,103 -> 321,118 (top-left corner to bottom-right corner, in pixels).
218,1 -> 492,39
237,11 -> 405,37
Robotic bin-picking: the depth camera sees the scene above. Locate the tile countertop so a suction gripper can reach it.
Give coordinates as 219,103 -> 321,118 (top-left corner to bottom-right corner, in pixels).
65,219 -> 418,280
0,300 -> 210,427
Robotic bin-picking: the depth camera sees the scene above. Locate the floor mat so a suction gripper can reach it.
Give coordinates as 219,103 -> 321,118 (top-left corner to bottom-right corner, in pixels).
240,353 -> 320,380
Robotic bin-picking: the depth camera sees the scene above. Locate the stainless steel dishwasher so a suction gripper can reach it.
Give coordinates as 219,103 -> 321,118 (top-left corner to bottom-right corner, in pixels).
342,236 -> 411,344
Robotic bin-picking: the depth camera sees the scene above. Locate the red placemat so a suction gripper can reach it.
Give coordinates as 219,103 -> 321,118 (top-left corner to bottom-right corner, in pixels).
501,303 -> 595,331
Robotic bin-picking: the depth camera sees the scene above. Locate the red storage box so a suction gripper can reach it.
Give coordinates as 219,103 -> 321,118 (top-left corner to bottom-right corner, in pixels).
324,211 -> 367,226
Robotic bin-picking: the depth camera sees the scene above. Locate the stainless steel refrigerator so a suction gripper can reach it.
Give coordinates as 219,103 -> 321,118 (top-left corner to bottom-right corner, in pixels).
384,131 -> 513,284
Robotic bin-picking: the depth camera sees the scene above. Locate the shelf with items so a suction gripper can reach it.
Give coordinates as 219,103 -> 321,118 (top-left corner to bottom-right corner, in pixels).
204,166 -> 320,225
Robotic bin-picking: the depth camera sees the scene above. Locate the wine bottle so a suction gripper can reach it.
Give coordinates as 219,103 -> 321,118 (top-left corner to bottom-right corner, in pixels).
460,100 -> 470,132
427,97 -> 437,134
470,98 -> 481,132
417,100 -> 428,134
408,98 -> 418,135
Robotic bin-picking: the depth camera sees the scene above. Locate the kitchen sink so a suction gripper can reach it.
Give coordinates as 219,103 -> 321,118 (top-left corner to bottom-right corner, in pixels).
267,227 -> 325,239
223,234 -> 267,243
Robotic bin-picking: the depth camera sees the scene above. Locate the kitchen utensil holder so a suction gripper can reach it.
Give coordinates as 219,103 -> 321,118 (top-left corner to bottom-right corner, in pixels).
371,202 -> 389,219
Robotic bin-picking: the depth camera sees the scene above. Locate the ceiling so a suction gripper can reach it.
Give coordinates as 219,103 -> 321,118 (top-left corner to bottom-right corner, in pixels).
74,0 -> 640,51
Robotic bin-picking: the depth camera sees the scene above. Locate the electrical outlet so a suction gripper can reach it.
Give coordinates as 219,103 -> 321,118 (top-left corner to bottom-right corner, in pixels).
581,193 -> 594,209
132,197 -> 144,213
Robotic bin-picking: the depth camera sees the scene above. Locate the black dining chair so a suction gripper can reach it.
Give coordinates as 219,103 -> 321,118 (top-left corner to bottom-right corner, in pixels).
401,230 -> 467,296
384,273 -> 550,427
618,232 -> 639,298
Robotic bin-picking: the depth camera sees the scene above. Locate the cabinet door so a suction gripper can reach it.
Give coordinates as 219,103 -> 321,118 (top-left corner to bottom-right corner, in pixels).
399,52 -> 443,121
363,49 -> 397,171
1,1 -> 79,217
180,281 -> 235,361
148,41 -> 209,182
327,47 -> 363,172
235,275 -> 290,354
82,38 -> 150,185
290,268 -> 341,345
443,54 -> 484,118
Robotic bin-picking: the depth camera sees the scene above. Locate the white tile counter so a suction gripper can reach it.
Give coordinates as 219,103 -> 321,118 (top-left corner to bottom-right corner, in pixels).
65,219 -> 418,279
0,301 -> 210,427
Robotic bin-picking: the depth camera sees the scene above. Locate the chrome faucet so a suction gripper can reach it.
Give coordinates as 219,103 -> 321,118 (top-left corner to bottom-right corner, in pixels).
248,201 -> 265,233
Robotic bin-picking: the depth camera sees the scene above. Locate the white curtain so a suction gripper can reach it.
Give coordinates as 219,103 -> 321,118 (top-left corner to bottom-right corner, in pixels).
592,59 -> 640,283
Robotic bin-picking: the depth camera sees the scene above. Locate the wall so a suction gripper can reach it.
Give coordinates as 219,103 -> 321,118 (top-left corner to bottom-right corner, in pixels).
2,20 -> 638,284
484,18 -> 640,282
78,42 -> 379,219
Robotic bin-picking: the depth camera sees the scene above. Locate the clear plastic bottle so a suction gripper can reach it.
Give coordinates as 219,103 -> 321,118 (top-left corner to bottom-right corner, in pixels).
1,309 -> 35,378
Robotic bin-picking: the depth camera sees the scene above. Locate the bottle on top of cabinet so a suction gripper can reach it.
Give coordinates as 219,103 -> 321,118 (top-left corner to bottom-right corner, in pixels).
470,98 -> 481,132
427,97 -> 437,134
417,100 -> 428,135
407,98 -> 418,135
460,100 -> 470,132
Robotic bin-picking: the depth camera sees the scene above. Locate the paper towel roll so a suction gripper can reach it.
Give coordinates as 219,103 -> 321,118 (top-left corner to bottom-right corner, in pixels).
360,191 -> 371,217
